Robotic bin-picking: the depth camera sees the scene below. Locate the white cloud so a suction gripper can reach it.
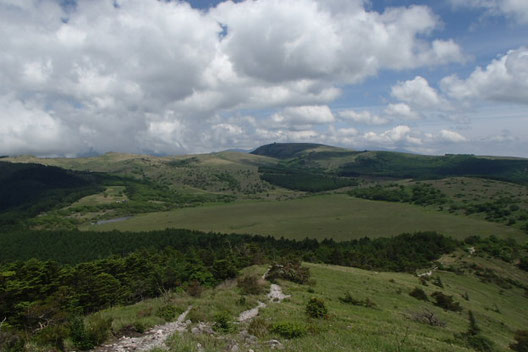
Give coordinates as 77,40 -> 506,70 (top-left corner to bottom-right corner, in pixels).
0,95 -> 81,156
384,103 -> 420,120
391,76 -> 449,110
0,0 -> 465,156
339,110 -> 389,125
213,1 -> 463,84
363,125 -> 422,146
450,0 -> 528,24
272,105 -> 336,127
438,129 -> 467,143
440,47 -> 528,105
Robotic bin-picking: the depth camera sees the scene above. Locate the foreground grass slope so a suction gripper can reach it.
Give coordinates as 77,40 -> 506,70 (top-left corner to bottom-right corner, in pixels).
90,194 -> 524,241
88,260 -> 527,352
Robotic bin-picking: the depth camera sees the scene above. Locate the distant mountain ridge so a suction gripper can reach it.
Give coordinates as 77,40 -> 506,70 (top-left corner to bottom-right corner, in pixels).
251,142 -> 348,159
250,143 -> 528,185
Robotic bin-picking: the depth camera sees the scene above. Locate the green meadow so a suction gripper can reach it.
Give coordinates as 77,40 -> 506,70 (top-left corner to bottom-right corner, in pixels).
89,194 -> 523,241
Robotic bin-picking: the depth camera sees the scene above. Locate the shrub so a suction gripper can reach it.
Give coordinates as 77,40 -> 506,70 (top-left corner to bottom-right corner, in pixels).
0,329 -> 25,352
70,317 -> 94,350
339,291 -> 362,305
408,309 -> 446,327
455,310 -> 494,352
186,280 -> 204,297
35,324 -> 68,351
213,311 -> 232,333
510,330 -> 528,352
155,305 -> 183,322
306,298 -> 328,319
465,335 -> 494,352
86,315 -> 113,347
133,321 -> 146,334
409,287 -> 429,301
248,317 -> 270,338
363,297 -> 377,308
70,315 -> 113,350
519,257 -> 528,272
266,261 -> 310,284
339,292 -> 377,308
433,276 -> 444,288
467,311 -> 481,336
238,274 -> 266,295
271,322 -> 307,339
431,291 -> 463,312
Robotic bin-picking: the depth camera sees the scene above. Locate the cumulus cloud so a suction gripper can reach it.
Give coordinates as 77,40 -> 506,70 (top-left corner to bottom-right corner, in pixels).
391,76 -> 449,110
0,0 -> 464,155
359,126 -> 468,152
363,125 -> 422,146
271,105 -> 335,127
339,110 -> 389,125
384,103 -> 420,120
450,0 -> 528,24
440,47 -> 528,105
438,129 -> 467,143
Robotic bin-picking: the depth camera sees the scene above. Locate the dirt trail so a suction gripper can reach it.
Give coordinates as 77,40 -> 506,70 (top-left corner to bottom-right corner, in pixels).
92,305 -> 192,352
238,301 -> 267,322
237,279 -> 290,323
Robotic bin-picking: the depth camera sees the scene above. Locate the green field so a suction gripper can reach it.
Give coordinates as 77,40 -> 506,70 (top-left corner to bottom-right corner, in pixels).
89,194 -> 524,241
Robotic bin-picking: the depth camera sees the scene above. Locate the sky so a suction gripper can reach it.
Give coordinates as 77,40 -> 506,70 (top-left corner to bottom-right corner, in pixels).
0,0 -> 527,157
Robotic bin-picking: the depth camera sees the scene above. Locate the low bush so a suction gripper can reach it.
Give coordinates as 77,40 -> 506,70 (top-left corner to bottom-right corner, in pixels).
519,257 -> 528,272
306,298 -> 328,319
408,309 -> 446,327
465,335 -> 495,352
409,287 -> 429,301
0,329 -> 26,352
433,276 -> 444,288
35,324 -> 68,351
248,317 -> 270,338
339,292 -> 377,308
271,322 -> 308,339
155,305 -> 183,322
237,274 -> 266,295
213,311 -> 232,333
186,280 -> 204,298
266,261 -> 310,284
133,321 -> 146,334
431,291 -> 463,312
510,330 -> 528,352
454,310 -> 494,352
70,315 -> 113,350
339,291 -> 362,305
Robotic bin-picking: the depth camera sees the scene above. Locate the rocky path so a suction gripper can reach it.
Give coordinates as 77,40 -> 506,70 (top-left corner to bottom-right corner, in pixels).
91,270 -> 290,352
92,305 -> 192,352
237,271 -> 290,323
267,284 -> 290,302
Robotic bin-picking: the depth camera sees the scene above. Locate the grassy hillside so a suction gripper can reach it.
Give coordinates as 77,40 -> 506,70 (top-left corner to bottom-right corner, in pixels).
88,194 -> 524,241
0,161 -> 108,226
338,152 -> 528,184
85,259 -> 528,352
